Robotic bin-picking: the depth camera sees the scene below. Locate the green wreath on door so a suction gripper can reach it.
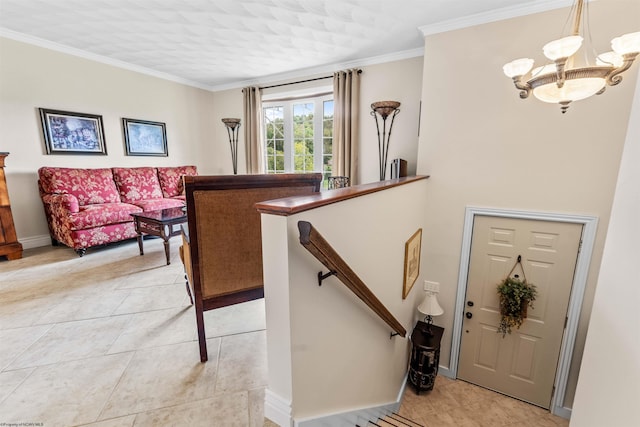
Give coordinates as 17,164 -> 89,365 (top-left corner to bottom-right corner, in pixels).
496,256 -> 537,337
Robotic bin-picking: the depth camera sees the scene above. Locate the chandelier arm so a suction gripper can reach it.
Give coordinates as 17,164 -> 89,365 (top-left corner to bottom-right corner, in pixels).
555,59 -> 568,89
572,0 -> 584,36
606,53 -> 639,86
512,77 -> 531,99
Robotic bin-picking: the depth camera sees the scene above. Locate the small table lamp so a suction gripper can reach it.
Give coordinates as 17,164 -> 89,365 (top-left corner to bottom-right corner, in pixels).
417,289 -> 444,336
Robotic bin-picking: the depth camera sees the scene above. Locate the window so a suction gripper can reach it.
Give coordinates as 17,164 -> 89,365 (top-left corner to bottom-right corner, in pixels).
263,94 -> 333,188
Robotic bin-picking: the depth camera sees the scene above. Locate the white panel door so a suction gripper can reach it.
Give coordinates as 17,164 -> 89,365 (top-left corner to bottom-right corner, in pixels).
457,216 -> 582,408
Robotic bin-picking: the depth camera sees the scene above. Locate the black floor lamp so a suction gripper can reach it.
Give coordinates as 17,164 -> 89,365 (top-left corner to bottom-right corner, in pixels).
222,118 -> 241,175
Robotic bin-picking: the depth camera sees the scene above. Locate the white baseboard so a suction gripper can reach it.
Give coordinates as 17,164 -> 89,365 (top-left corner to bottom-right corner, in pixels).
264,389 -> 293,427
295,375 -> 407,427
437,365 -> 454,379
553,405 -> 571,420
295,400 -> 401,427
20,234 -> 51,250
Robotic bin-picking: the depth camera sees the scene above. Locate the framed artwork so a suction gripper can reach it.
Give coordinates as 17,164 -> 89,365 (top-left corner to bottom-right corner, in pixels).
39,108 -> 107,155
403,228 -> 422,299
122,118 -> 168,156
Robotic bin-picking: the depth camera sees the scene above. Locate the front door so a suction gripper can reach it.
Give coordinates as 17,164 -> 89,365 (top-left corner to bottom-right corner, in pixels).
457,216 -> 582,408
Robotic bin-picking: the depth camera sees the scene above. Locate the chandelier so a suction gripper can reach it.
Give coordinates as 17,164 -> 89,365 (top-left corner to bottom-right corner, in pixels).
503,0 -> 640,113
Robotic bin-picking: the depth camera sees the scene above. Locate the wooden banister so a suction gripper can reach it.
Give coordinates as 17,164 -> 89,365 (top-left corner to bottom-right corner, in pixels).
298,221 -> 406,338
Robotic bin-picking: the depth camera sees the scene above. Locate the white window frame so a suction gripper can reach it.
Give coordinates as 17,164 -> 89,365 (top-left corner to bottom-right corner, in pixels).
263,94 -> 333,175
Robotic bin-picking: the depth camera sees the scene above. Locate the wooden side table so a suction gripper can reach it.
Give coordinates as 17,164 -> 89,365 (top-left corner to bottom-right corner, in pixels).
130,207 -> 187,265
409,321 -> 444,394
0,153 -> 23,260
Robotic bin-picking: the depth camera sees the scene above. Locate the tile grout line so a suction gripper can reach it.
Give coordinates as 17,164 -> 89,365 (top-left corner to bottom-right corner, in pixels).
0,366 -> 37,407
94,350 -> 137,424
0,323 -> 55,373
213,334 -> 224,395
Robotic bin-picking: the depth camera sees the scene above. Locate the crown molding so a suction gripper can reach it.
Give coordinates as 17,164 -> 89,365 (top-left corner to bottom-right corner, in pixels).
419,0 -> 574,36
209,47 -> 425,92
1,26 -> 423,93
0,27 -> 214,91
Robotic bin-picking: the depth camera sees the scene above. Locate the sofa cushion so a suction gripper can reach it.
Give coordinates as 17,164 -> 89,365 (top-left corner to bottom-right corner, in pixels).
38,167 -> 120,206
130,198 -> 185,211
66,202 -> 142,230
157,166 -> 198,198
112,167 -> 163,204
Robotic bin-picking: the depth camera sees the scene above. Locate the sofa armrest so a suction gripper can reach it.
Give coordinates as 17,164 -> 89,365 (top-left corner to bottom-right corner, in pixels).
41,193 -> 80,214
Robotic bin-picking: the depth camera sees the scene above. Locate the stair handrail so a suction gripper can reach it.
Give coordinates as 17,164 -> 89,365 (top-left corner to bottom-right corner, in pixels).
298,220 -> 406,338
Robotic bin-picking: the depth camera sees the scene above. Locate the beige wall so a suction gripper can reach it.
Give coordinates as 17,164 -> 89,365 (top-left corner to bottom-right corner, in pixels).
358,57 -> 423,184
262,179 -> 429,422
1,36 -> 423,247
0,37 -> 220,245
211,56 -> 424,184
209,87 -> 245,175
416,1 -> 639,409
570,69 -> 640,427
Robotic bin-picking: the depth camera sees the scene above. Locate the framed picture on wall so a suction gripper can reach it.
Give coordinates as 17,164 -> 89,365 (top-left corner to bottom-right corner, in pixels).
403,228 -> 422,299
122,118 -> 168,156
39,108 -> 107,155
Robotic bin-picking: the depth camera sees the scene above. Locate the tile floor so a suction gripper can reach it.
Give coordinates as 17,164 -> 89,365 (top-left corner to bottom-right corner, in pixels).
399,377 -> 569,427
0,239 -> 266,427
0,238 -> 570,427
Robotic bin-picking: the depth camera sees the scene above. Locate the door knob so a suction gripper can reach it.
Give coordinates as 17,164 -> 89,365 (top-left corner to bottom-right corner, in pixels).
466,312 -> 473,319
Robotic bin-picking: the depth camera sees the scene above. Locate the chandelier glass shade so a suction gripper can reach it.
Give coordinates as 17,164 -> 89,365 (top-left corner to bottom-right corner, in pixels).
503,0 -> 640,113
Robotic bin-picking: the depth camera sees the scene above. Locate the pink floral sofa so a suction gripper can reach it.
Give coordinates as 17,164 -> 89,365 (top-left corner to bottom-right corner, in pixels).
38,165 -> 197,256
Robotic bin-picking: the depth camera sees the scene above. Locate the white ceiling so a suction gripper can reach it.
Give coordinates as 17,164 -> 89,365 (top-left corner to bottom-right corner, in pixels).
0,0 -> 571,91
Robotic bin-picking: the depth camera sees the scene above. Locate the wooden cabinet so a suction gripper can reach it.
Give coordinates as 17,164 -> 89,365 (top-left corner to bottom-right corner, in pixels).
0,153 -> 23,260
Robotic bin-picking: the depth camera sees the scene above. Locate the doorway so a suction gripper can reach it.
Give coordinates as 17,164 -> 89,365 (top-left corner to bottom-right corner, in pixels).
449,207 -> 598,417
458,215 -> 582,408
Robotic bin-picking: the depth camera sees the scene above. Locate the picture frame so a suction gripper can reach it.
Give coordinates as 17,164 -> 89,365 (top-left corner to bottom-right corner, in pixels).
122,118 -> 168,156
403,228 -> 423,299
39,108 -> 107,155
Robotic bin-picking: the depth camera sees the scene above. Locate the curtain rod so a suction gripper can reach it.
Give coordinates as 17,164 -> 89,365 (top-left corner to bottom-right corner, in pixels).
260,69 -> 362,90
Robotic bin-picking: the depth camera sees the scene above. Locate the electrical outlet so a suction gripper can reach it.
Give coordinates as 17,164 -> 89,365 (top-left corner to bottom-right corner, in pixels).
424,280 -> 440,293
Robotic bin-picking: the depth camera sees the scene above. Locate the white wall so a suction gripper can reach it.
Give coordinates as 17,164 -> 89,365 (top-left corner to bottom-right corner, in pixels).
569,68 -> 640,427
262,179 -> 429,423
415,1 -> 639,408
0,36 -> 222,246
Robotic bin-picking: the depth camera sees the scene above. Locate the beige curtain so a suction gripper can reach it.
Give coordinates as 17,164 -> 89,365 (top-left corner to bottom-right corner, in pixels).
332,69 -> 361,184
242,86 -> 263,174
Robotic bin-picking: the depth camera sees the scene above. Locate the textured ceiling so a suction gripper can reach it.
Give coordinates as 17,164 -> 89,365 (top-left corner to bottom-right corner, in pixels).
0,0 -> 567,90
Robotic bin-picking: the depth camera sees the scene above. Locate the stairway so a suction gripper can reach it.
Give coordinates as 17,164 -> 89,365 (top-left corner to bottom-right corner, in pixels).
358,412 -> 424,427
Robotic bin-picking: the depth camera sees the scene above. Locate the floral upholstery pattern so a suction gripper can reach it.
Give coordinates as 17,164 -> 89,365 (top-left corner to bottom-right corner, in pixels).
112,167 -> 164,203
38,167 -> 120,206
41,193 -> 80,214
131,198 -> 184,211
157,166 -> 197,198
71,223 -> 138,250
38,166 -> 195,253
67,203 -> 142,230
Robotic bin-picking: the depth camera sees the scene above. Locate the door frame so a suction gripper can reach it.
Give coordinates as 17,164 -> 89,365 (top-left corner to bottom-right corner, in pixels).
449,206 -> 598,418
